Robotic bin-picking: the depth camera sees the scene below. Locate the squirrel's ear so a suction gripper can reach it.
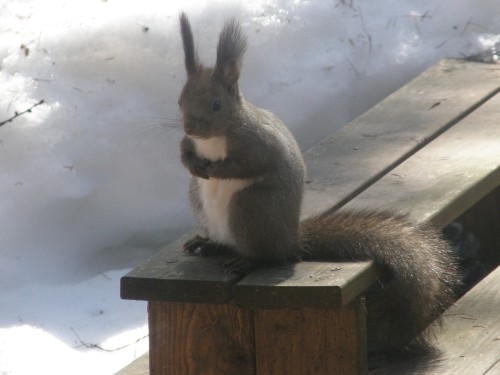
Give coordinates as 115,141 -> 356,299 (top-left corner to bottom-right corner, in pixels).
214,19 -> 247,94
180,12 -> 199,77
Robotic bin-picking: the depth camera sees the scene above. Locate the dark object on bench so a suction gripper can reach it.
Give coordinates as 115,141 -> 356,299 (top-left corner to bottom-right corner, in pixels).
443,222 -> 485,296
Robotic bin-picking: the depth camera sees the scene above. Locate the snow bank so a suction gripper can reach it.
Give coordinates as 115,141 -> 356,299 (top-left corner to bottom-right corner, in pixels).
1,0 -> 498,374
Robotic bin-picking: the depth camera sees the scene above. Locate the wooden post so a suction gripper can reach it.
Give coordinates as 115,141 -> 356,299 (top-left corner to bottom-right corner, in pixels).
148,301 -> 256,375
254,298 -> 367,375
148,298 -> 366,375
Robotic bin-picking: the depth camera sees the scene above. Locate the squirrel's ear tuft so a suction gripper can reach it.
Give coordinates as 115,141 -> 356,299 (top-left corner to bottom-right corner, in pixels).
180,12 -> 199,77
214,18 -> 247,94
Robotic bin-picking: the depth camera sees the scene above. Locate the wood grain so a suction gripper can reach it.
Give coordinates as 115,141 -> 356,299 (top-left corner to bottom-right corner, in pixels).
254,298 -> 367,375
148,301 -> 255,375
235,261 -> 383,308
121,231 -> 242,303
303,59 -> 500,218
385,266 -> 500,375
114,353 -> 149,375
430,266 -> 500,375
342,92 -> 500,229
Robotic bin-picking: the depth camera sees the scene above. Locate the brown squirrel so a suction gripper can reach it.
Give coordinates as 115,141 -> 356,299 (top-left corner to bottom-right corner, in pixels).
177,13 -> 459,356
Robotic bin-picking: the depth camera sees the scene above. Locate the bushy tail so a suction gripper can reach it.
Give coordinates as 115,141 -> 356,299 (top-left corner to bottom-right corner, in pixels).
300,211 -> 460,354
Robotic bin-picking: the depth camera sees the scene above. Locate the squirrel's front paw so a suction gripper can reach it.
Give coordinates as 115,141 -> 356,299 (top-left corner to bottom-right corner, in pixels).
183,235 -> 231,256
183,235 -> 211,253
183,151 -> 211,179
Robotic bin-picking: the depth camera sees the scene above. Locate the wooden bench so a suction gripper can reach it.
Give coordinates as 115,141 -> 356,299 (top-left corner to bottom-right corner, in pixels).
379,264 -> 500,375
119,59 -> 500,375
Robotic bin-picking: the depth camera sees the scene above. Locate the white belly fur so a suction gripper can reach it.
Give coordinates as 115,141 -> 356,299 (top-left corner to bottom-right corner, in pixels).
193,136 -> 254,245
193,136 -> 228,161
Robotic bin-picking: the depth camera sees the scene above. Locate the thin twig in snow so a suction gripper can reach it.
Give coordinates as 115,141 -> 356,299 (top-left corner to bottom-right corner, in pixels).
70,327 -> 149,352
0,100 -> 45,127
357,6 -> 372,54
346,57 -> 360,78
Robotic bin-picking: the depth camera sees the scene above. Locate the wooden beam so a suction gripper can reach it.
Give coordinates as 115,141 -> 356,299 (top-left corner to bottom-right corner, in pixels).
254,298 -> 367,375
383,266 -> 500,374
121,231 -> 242,303
304,59 -> 500,218
342,91 -> 500,228
148,301 -> 255,375
235,261 -> 380,309
431,266 -> 500,374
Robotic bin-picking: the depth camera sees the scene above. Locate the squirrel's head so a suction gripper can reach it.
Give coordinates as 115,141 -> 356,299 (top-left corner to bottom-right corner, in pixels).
178,13 -> 247,139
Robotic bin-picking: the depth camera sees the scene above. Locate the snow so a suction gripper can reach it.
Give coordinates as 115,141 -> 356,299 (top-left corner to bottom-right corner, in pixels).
0,0 -> 498,374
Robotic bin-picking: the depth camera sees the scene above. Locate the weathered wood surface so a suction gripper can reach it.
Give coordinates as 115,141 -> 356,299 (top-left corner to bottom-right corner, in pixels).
385,266 -> 500,375
235,261 -> 381,309
114,353 -> 148,375
343,91 -> 500,228
304,59 -> 500,218
121,231 -> 241,303
148,301 -> 255,375
430,266 -> 500,375
254,298 -> 367,375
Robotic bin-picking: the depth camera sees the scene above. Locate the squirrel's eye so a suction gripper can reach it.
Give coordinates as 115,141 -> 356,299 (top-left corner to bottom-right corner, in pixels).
211,98 -> 223,112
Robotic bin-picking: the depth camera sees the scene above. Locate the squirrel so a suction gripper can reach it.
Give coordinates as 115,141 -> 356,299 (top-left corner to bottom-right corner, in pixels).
177,13 -> 460,357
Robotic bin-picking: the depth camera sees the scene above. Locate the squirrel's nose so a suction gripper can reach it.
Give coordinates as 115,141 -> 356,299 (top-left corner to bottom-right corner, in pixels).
183,122 -> 195,135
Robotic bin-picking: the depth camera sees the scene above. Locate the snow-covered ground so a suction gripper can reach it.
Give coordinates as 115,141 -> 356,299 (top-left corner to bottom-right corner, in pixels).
1,1 -> 498,374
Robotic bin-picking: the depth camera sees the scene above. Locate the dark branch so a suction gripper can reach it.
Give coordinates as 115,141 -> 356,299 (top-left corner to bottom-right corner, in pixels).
0,100 -> 45,127
70,327 -> 149,352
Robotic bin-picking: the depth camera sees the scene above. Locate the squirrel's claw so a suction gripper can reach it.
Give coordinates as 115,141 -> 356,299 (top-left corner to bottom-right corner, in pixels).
183,235 -> 211,254
183,235 -> 232,257
222,257 -> 257,275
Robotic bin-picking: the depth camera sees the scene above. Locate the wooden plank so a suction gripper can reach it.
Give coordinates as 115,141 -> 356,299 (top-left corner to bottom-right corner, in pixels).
234,60 -> 500,309
254,298 -> 367,375
303,59 -> 500,218
342,91 -> 500,228
121,232 -> 241,303
235,261 -> 381,308
114,353 -> 149,375
417,266 -> 500,375
148,301 -> 255,375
